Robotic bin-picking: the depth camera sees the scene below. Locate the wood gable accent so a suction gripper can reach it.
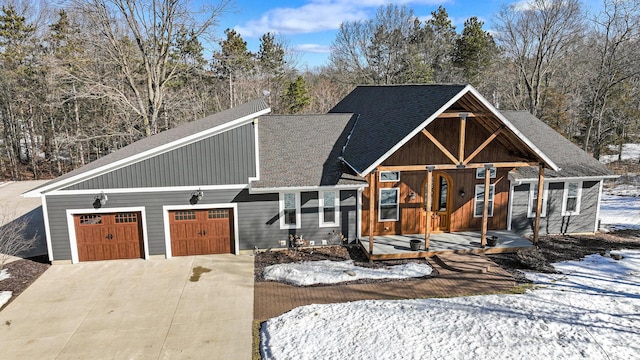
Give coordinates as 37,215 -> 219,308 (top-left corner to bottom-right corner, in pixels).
362,91 -> 550,252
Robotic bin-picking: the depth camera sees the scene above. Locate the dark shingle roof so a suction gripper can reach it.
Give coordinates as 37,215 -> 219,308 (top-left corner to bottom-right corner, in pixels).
329,84 -> 467,174
252,114 -> 366,189
502,110 -> 612,179
27,99 -> 270,194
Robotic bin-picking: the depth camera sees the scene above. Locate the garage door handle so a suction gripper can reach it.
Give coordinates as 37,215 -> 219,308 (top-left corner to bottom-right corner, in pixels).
106,234 -> 113,240
198,230 -> 207,236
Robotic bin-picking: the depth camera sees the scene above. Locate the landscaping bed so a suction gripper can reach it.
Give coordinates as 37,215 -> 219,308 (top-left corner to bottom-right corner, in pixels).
0,256 -> 49,310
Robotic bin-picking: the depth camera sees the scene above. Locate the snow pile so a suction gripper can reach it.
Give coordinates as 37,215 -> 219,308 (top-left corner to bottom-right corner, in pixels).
0,268 -> 10,281
0,269 -> 11,308
261,251 -> 640,359
600,143 -> 640,163
263,260 -> 433,286
600,194 -> 640,230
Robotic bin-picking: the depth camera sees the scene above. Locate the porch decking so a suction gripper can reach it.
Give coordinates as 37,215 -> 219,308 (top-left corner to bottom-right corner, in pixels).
358,230 -> 532,260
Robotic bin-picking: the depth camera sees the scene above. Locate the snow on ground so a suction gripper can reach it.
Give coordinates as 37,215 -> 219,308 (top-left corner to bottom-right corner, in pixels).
0,268 -> 10,281
263,260 -> 433,286
0,291 -> 11,309
0,269 -> 11,308
600,143 -> 640,164
260,251 -> 640,359
600,185 -> 640,231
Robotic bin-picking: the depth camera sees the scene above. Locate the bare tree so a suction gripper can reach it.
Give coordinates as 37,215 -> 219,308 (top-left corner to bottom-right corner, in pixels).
0,208 -> 37,269
75,0 -> 230,137
494,0 -> 584,116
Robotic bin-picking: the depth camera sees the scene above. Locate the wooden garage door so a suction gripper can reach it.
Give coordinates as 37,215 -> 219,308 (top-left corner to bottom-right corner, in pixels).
169,208 -> 234,256
74,212 -> 144,261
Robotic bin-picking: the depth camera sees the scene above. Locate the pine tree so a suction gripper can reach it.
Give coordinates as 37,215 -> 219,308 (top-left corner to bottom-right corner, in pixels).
212,28 -> 254,108
453,17 -> 497,86
281,76 -> 310,114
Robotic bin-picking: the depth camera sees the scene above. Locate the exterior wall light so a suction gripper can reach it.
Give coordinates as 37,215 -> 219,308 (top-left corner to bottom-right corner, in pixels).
93,192 -> 108,208
190,189 -> 204,205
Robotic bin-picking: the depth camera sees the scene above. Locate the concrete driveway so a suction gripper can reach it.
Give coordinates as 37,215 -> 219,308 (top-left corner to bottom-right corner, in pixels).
0,254 -> 255,359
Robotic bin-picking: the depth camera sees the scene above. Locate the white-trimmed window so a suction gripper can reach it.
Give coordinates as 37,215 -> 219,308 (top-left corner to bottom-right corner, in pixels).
474,184 -> 495,217
279,192 -> 301,229
527,182 -> 549,218
319,191 -> 339,227
562,181 -> 582,216
380,171 -> 400,182
379,188 -> 399,221
476,167 -> 496,179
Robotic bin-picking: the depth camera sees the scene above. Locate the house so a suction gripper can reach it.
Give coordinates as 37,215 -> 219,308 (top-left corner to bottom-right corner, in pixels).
24,85 -> 614,264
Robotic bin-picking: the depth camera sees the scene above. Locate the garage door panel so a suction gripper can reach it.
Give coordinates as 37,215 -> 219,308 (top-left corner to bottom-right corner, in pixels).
74,212 -> 143,262
169,208 -> 233,256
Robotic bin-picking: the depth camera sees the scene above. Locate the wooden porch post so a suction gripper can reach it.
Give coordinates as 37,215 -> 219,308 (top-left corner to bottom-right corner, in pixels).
481,164 -> 491,247
368,170 -> 377,254
533,164 -> 545,246
424,166 -> 434,249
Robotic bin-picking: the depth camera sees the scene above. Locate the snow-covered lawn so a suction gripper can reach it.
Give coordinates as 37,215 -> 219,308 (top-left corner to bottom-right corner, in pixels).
600,184 -> 640,231
600,143 -> 640,163
263,260 -> 433,286
0,268 -> 11,308
260,251 -> 640,359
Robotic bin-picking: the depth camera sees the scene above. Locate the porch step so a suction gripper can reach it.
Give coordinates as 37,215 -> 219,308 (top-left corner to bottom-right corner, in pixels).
433,253 -> 493,274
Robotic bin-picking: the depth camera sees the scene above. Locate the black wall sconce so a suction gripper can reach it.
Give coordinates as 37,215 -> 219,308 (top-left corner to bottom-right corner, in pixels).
459,188 -> 465,198
409,191 -> 417,200
93,192 -> 108,208
190,189 -> 204,205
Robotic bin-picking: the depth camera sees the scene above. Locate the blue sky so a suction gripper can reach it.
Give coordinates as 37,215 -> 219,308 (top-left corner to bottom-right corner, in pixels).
213,0 -> 602,69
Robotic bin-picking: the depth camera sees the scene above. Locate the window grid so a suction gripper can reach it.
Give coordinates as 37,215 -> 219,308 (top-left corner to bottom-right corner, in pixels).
208,209 -> 229,219
174,210 -> 196,221
474,184 -> 495,217
115,213 -> 137,223
379,188 -> 399,221
79,214 -> 102,225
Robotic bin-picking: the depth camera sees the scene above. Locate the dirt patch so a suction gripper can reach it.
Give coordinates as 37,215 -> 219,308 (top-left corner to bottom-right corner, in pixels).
489,231 -> 640,283
0,257 -> 50,310
254,245 -> 431,286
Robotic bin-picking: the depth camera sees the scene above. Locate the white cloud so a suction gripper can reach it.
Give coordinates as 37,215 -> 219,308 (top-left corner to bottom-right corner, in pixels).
235,0 -> 447,38
294,43 -> 332,53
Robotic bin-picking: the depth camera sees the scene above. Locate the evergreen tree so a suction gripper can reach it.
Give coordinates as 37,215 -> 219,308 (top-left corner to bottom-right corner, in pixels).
257,32 -> 285,105
212,28 -> 254,108
453,17 -> 497,86
281,76 -> 310,114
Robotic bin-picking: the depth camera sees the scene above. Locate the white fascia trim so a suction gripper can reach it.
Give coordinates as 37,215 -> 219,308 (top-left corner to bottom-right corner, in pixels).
279,192 -> 301,230
360,87 -> 469,176
507,183 -> 514,231
162,203 -> 240,259
466,86 -> 560,172
250,184 -> 365,194
595,180 -> 604,232
248,118 -> 261,182
25,108 -> 271,197
66,206 -> 149,264
319,190 -> 340,228
510,174 -> 618,185
357,188 -> 363,239
41,195 -> 54,262
47,184 -> 248,196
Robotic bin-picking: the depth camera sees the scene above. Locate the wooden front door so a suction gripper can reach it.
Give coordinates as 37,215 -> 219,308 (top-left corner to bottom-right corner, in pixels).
74,212 -> 144,261
169,208 -> 234,256
422,172 -> 452,233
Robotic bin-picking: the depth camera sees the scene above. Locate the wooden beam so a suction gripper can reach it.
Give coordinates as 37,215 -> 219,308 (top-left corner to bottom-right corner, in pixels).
533,165 -> 545,246
424,168 -> 433,249
377,161 -> 538,172
422,129 -> 459,165
463,127 -> 504,165
458,116 -> 466,163
437,112 -> 478,118
481,166 -> 491,247
369,171 -> 376,254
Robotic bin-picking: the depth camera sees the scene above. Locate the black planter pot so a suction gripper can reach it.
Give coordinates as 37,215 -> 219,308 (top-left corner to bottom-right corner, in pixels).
410,239 -> 423,251
487,236 -> 498,247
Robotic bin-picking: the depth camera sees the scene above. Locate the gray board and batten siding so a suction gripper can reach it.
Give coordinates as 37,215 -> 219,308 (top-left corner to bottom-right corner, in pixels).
45,189 -> 357,261
510,181 -> 600,235
64,123 -> 256,190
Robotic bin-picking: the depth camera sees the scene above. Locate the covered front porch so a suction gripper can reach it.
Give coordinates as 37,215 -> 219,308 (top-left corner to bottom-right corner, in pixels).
358,230 -> 532,260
